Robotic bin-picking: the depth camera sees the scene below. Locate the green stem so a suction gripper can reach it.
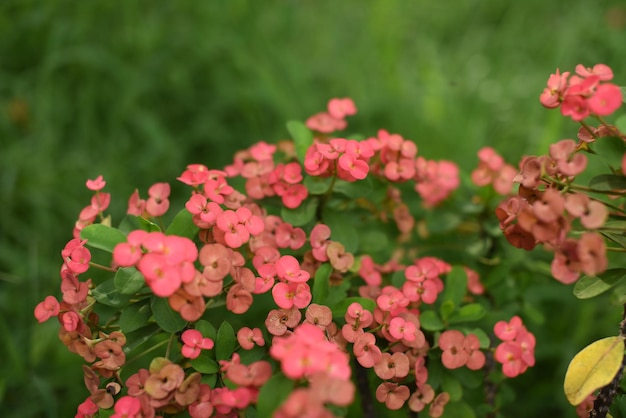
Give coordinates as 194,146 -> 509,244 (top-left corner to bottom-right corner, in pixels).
89,261 -> 116,272
165,333 -> 175,359
607,247 -> 626,253
124,338 -> 169,366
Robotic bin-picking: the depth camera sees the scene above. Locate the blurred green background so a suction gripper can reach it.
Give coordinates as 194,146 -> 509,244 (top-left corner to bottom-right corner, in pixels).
1,0 -> 625,416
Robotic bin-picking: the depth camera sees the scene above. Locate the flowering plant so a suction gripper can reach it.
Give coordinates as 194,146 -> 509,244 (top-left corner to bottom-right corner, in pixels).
35,64 -> 626,418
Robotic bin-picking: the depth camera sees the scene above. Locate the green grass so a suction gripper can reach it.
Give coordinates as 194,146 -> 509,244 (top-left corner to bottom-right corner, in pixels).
1,0 -> 625,416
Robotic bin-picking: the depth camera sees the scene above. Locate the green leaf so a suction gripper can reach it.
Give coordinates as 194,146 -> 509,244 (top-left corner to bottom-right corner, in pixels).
574,269 -> 626,299
286,120 -> 314,163
322,210 -> 359,253
330,297 -> 376,319
564,336 -> 625,405
195,320 -> 217,342
303,175 -> 333,195
442,371 -> 464,401
359,229 -> 391,255
190,352 -> 220,374
419,310 -> 444,331
280,198 -> 318,226
441,401 -> 477,418
215,321 -> 236,361
119,299 -> 152,333
441,266 -> 468,310
256,372 -> 294,417
448,303 -> 486,324
589,174 -> 626,192
114,267 -> 146,295
461,328 -> 490,349
602,232 -> 626,249
80,224 -> 127,253
91,278 -> 132,307
118,215 -> 161,234
324,280 -> 350,308
333,177 -> 375,199
151,296 -> 187,333
440,300 -> 455,321
165,208 -> 199,239
124,323 -> 161,353
312,263 -> 332,304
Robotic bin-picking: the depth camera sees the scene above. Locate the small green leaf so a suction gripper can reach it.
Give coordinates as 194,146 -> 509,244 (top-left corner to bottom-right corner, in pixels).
286,120 -> 313,163
151,296 -> 187,333
123,324 -> 161,353
441,266 -> 468,310
440,300 -> 455,320
602,232 -> 626,249
114,267 -> 146,295
574,269 -> 626,299
118,215 -> 160,234
303,176 -> 333,195
312,263 -> 332,304
564,336 -> 625,405
330,297 -> 376,319
195,320 -> 217,341
589,174 -> 626,192
190,352 -> 220,374
165,208 -> 199,239
448,303 -> 486,324
419,310 -> 444,331
442,371 -> 464,401
80,224 -> 127,253
119,299 -> 152,333
215,321 -> 236,361
441,401 -> 477,418
92,279 -> 132,307
280,198 -> 318,227
359,229 -> 390,255
256,372 -> 294,417
461,328 -> 490,349
322,210 -> 359,253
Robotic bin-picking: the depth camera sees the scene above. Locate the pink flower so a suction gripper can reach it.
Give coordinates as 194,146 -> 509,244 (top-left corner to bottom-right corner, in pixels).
145,182 -> 171,217
327,97 -> 357,119
85,175 -> 106,191
375,383 -> 410,410
237,327 -> 265,350
111,396 -> 141,418
177,164 -> 210,186
306,112 -> 346,133
575,63 -> 614,81
34,295 -> 60,323
438,330 -> 469,369
181,329 -> 215,359
353,332 -> 382,368
272,281 -> 311,309
588,83 -> 622,116
127,189 -> 146,216
62,238 -> 91,274
275,255 -> 310,283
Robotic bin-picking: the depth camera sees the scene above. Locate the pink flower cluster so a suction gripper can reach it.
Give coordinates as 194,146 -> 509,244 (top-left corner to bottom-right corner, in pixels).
493,316 -> 536,378
269,321 -> 355,418
113,230 -> 198,298
74,175 -> 111,238
306,97 -> 357,133
437,330 -> 485,370
471,147 -> 517,195
540,63 -> 623,121
223,143 -> 309,209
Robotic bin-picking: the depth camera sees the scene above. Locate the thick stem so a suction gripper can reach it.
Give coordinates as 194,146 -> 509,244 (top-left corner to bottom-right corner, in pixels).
589,304 -> 626,418
354,359 -> 377,418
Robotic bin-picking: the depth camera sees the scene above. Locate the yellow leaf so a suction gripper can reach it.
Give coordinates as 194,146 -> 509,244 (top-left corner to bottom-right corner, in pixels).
564,336 -> 625,405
